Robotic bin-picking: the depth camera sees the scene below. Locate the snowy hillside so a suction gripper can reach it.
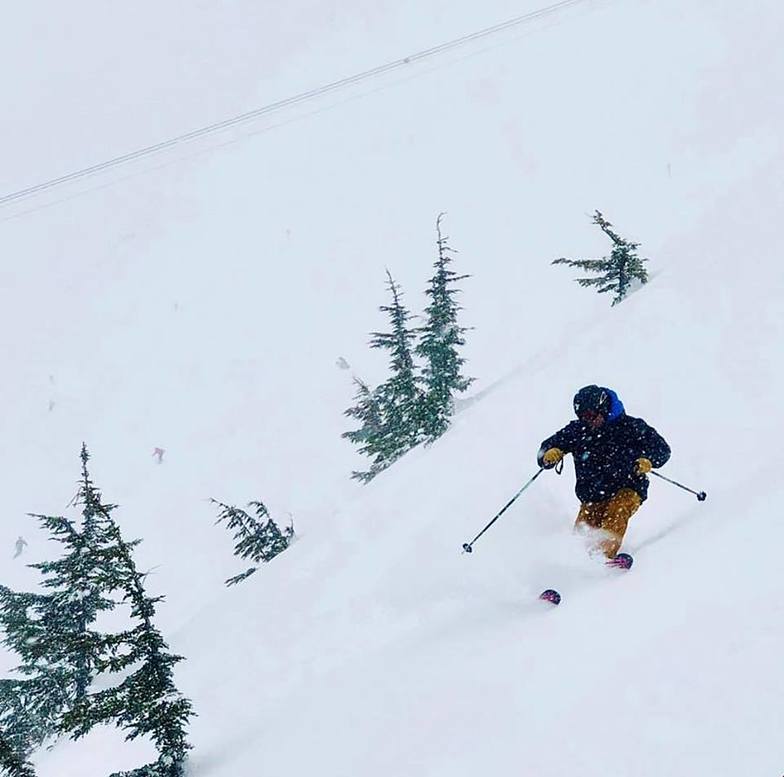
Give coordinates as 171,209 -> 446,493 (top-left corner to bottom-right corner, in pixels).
2,0 -> 783,775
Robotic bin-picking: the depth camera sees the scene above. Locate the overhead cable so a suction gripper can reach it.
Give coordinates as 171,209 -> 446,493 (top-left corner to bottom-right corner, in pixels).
0,0 -> 588,208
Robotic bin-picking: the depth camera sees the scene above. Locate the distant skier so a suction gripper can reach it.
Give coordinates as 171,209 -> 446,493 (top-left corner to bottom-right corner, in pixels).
13,536 -> 27,559
537,385 -> 670,561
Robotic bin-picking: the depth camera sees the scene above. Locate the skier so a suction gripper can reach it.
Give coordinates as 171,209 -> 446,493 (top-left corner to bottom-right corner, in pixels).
537,385 -> 670,562
13,536 -> 27,559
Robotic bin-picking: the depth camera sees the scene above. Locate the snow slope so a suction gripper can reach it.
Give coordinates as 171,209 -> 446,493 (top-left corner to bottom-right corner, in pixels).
1,0 -> 783,774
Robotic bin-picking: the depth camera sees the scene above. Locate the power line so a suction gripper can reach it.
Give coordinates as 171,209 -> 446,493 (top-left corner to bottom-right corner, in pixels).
0,0 -> 589,209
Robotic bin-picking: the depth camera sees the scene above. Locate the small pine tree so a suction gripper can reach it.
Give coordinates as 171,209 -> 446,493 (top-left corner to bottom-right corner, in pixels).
0,729 -> 36,777
416,213 -> 473,439
341,377 -> 385,482
365,271 -> 423,475
57,448 -> 193,777
211,499 -> 294,585
0,445 -> 119,756
27,450 -> 121,699
552,210 -> 649,306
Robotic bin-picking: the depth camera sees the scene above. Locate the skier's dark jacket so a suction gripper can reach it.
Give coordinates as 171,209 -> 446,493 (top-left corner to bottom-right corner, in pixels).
537,389 -> 671,503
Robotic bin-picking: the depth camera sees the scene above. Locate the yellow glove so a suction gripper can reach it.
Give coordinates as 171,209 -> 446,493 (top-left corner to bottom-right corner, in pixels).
635,457 -> 653,475
542,448 -> 564,468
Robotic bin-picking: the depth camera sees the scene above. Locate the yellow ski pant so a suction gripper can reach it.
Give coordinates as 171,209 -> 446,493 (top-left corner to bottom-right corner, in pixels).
575,488 -> 642,558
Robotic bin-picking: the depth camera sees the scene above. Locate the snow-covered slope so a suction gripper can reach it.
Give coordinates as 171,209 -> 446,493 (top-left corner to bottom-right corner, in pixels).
2,1 -> 783,775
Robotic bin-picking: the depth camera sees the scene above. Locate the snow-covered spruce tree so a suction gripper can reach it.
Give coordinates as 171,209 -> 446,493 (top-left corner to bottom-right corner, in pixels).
416,213 -> 473,440
360,271 -> 424,479
0,729 -> 36,777
341,377 -> 386,483
59,450 -> 193,777
211,499 -> 294,586
372,272 -> 423,443
0,445 -> 119,756
552,210 -> 649,306
27,447 -> 121,698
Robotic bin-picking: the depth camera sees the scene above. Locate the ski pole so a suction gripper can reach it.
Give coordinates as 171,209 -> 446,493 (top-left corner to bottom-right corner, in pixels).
650,471 -> 707,501
462,468 -> 544,554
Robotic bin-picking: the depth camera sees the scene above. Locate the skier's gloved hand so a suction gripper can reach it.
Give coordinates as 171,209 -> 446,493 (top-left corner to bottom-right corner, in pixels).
635,457 -> 653,475
542,448 -> 564,469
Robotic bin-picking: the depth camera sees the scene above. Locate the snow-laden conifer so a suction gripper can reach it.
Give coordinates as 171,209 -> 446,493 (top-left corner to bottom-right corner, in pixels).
373,271 -> 423,447
553,211 -> 649,305
416,213 -> 473,440
57,447 -> 193,777
349,271 -> 423,479
0,444 -> 118,755
342,377 -> 385,482
211,499 -> 294,586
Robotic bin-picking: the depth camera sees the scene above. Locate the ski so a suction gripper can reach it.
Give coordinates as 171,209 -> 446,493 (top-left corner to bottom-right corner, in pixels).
606,552 -> 634,569
538,589 -> 562,605
538,553 -> 633,605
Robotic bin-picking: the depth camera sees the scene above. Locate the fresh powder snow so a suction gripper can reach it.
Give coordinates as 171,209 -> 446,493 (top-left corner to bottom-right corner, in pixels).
1,1 -> 783,775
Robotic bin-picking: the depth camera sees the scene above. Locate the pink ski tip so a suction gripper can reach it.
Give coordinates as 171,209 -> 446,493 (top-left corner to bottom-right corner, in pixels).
606,553 -> 633,570
539,589 -> 561,605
